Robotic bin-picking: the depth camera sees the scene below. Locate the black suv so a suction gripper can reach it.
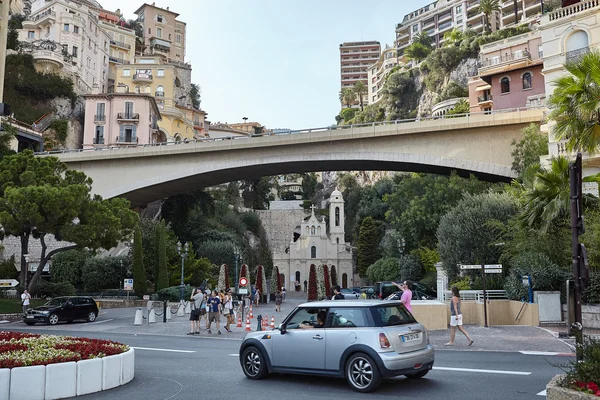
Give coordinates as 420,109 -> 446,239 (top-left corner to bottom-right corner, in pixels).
373,281 -> 435,300
23,296 -> 99,325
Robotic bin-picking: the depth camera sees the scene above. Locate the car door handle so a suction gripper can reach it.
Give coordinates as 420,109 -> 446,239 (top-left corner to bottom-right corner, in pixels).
312,335 -> 323,340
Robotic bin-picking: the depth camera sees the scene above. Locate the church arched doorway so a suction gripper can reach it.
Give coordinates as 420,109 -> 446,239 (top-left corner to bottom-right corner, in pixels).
342,273 -> 348,288
280,274 -> 285,290
295,271 -> 301,291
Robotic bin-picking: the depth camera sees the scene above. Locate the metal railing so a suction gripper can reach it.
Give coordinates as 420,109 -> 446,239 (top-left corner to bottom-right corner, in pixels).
109,56 -> 130,64
110,39 -> 131,49
566,47 -> 590,64
478,50 -> 532,68
94,114 -> 105,122
35,106 -> 545,155
117,112 -> 139,120
443,290 -> 507,302
478,94 -> 493,103
133,73 -> 152,81
26,9 -> 56,22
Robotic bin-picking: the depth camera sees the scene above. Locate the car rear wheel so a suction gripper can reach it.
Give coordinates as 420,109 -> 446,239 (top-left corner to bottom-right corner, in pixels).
405,369 -> 429,379
48,313 -> 59,325
86,311 -> 97,322
345,353 -> 382,393
241,346 -> 268,380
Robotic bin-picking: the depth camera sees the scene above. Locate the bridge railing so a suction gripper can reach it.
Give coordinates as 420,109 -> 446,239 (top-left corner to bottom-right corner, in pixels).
34,106 -> 545,156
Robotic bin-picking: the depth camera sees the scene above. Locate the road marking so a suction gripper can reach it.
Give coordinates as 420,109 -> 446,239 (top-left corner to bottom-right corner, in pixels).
433,366 -> 531,376
520,351 -> 575,357
131,347 -> 196,353
89,319 -> 113,325
229,354 -> 239,357
537,389 -> 546,396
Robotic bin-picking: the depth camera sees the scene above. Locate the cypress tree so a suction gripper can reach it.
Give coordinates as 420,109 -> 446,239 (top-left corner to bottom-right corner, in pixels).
330,265 -> 338,287
308,264 -> 317,301
323,265 -> 331,298
357,217 -> 383,278
132,225 -> 147,294
155,220 -> 168,291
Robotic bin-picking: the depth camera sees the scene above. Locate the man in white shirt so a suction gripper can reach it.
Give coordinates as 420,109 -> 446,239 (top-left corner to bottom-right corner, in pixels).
21,290 -> 31,315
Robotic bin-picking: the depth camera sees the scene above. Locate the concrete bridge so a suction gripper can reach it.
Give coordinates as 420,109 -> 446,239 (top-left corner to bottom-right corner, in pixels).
47,108 -> 544,207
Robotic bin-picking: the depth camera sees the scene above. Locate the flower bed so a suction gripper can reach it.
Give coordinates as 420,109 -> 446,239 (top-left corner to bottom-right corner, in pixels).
0,331 -> 129,369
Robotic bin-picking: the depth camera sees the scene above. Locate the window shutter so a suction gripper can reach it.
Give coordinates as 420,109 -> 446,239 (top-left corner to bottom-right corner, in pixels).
131,125 -> 137,141
119,125 -> 125,142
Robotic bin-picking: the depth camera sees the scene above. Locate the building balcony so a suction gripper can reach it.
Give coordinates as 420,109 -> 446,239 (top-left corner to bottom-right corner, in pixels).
110,40 -> 131,50
24,9 -> 56,26
30,50 -> 67,69
93,137 -> 105,145
133,72 -> 152,82
117,112 -> 139,122
468,0 -> 480,9
477,94 -> 493,106
94,114 -> 106,122
438,11 -> 453,22
547,0 -> 600,23
566,46 -> 590,63
151,38 -> 171,50
109,56 -> 130,64
478,49 -> 533,75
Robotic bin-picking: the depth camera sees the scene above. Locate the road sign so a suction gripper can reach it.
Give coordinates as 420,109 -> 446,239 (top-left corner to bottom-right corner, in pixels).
238,287 -> 248,295
0,279 -> 18,287
124,279 -> 133,291
485,269 -> 502,274
239,277 -> 248,287
459,264 -> 502,270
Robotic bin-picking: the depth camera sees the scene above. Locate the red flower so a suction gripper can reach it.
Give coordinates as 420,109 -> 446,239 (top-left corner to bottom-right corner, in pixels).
587,382 -> 599,392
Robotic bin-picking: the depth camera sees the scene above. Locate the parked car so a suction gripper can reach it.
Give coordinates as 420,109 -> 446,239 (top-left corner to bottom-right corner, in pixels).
372,281 -> 399,299
23,296 -> 98,326
239,300 -> 434,392
339,288 -> 360,299
361,286 -> 375,299
373,281 -> 435,300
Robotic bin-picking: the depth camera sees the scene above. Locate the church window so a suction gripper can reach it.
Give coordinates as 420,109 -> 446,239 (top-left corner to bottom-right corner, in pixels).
295,271 -> 301,282
311,246 -> 316,258
317,226 -> 322,235
335,207 -> 340,226
311,226 -> 315,235
305,227 -> 309,236
342,273 -> 348,288
336,238 -> 339,244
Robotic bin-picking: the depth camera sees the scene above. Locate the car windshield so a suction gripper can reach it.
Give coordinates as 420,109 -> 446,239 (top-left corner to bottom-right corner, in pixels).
373,305 -> 416,327
44,298 -> 68,306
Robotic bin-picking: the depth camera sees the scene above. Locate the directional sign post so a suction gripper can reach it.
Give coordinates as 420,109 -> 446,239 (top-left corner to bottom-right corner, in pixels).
458,264 -> 503,327
0,279 -> 19,288
239,277 -> 248,323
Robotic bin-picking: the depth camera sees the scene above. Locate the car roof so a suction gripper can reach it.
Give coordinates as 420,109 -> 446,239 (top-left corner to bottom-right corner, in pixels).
298,300 -> 402,308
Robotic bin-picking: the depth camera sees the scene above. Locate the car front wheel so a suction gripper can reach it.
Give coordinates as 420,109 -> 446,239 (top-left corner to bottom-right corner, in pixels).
345,353 -> 382,393
405,369 -> 429,379
48,313 -> 59,325
86,311 -> 97,322
241,346 -> 268,380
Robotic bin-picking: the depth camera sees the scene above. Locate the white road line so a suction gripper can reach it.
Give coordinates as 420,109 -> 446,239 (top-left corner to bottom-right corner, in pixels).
537,389 -> 547,396
433,366 -> 531,376
89,319 -> 113,325
131,347 -> 196,353
228,354 -> 239,357
520,351 -> 574,356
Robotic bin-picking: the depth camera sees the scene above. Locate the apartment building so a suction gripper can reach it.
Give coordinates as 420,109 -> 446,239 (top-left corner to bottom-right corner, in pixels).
97,11 -> 136,93
19,0 -> 110,94
367,45 -> 401,105
134,2 -> 186,63
499,0 -> 542,27
468,30 -> 545,112
115,56 -> 202,141
339,41 -> 380,107
83,92 -> 161,147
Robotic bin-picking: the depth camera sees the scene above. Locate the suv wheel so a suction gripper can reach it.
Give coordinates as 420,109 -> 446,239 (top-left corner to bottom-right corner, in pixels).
405,369 -> 429,379
48,313 -> 59,325
241,346 -> 268,380
86,311 -> 97,322
345,353 -> 382,393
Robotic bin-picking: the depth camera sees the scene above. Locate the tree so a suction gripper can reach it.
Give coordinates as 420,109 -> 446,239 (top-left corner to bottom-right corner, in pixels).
437,192 -> 519,278
0,152 -> 138,291
260,264 -> 267,296
240,264 -> 247,281
276,266 -> 282,291
340,88 -> 355,108
82,256 -> 129,292
132,225 -> 147,294
316,262 -> 325,300
256,265 -> 264,297
330,265 -> 338,287
548,51 -> 600,153
357,217 -> 384,278
353,81 -> 367,111
155,220 -> 169,291
443,28 -> 466,47
510,123 -> 549,177
445,99 -> 471,116
367,258 -> 400,283
224,264 -> 230,289
339,108 -> 357,124
323,265 -> 331,299
270,265 -> 279,295
50,249 -> 90,288
301,173 -> 318,200
218,264 -> 226,292
478,0 -> 501,33
189,83 -> 201,109
0,125 -> 16,159
308,264 -> 317,301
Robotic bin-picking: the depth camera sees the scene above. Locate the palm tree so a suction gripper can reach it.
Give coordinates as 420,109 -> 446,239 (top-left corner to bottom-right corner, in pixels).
443,28 -> 464,47
548,51 -> 600,153
353,81 -> 367,111
478,0 -> 501,33
412,32 -> 433,48
339,88 -> 355,108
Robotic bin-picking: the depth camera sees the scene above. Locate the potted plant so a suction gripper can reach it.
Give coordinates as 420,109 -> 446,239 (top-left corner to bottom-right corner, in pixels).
547,337 -> 600,399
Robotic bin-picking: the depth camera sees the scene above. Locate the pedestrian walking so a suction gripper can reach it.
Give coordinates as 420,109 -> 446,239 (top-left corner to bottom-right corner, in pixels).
21,290 -> 31,315
275,290 -> 282,312
281,286 -> 286,303
207,290 -> 222,334
445,286 -> 474,347
223,289 -> 234,332
255,288 -> 260,305
303,280 -> 307,292
332,286 -> 345,300
188,288 -> 203,335
392,281 -> 413,313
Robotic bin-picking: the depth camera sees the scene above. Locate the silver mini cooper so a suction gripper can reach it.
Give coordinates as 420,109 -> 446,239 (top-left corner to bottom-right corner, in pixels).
239,300 -> 434,392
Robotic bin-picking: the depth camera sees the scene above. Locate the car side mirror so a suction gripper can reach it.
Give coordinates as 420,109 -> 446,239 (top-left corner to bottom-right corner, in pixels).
278,323 -> 286,334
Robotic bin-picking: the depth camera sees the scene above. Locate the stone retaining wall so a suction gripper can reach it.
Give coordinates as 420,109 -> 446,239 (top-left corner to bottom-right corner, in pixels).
562,304 -> 600,329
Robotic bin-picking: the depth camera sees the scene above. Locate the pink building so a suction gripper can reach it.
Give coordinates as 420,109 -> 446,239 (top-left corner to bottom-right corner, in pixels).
469,31 -> 546,113
83,93 -> 162,148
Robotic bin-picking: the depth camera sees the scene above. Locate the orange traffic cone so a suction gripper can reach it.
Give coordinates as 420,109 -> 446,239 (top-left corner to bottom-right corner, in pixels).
245,318 -> 251,331
270,316 -> 275,329
236,315 -> 242,328
262,315 -> 267,328
249,306 -> 254,319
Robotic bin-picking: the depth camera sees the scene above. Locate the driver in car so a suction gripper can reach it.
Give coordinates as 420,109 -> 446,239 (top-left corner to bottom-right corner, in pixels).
300,310 -> 326,329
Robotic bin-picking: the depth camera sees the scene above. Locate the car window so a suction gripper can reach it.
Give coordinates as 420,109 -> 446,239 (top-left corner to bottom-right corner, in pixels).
44,298 -> 67,306
372,305 -> 416,327
381,284 -> 397,297
329,308 -> 370,328
286,308 -> 327,329
67,298 -> 78,305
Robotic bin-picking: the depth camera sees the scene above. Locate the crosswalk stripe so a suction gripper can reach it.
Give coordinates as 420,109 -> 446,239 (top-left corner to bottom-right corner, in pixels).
433,366 -> 531,375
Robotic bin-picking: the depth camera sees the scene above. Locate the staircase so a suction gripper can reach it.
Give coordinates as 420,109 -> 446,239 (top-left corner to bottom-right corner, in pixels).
32,113 -> 56,132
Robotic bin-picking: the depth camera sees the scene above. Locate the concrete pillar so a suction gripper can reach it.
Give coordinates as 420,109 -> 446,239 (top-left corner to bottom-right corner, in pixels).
435,262 -> 448,302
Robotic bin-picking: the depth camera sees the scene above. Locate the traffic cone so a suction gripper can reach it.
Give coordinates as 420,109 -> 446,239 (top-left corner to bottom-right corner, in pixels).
245,318 -> 251,331
236,315 -> 242,328
270,316 -> 275,329
262,315 -> 268,328
250,306 -> 254,319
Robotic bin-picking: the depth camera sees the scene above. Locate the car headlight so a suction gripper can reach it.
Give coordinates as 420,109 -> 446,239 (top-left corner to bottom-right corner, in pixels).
40,311 -> 50,315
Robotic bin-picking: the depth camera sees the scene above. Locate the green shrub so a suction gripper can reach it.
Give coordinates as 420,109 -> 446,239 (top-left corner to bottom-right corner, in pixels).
156,285 -> 194,302
50,249 -> 90,287
366,257 -> 399,283
583,273 -> 600,304
419,270 -> 437,294
240,212 -> 262,236
399,254 -> 424,282
340,108 -> 357,122
504,253 -> 569,300
561,337 -> 600,391
49,119 -> 69,143
82,256 -> 128,292
0,257 -> 18,279
450,276 -> 470,291
32,280 -> 76,298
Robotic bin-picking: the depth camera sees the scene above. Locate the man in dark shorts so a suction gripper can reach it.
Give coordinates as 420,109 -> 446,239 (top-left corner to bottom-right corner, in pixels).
207,290 -> 222,334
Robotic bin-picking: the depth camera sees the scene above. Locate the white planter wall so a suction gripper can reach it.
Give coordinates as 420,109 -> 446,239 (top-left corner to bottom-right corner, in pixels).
0,348 -> 134,400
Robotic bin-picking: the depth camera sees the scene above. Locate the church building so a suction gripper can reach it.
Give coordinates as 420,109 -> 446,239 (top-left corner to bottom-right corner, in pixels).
273,189 -> 354,291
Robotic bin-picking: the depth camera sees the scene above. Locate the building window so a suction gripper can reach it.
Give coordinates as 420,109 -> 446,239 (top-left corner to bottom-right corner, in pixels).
120,125 -> 136,143
157,14 -> 164,23
145,85 -> 151,94
62,44 -> 68,54
73,25 -> 79,34
522,72 -> 532,89
311,246 -> 316,259
176,34 -> 181,43
123,69 -> 130,77
27,31 -> 34,39
134,85 -> 141,93
311,226 -> 315,235
168,33 -> 171,40
156,85 -> 164,96
412,25 -> 418,32
335,207 -> 340,226
96,103 -> 105,120
94,125 -> 104,145
72,46 -> 78,58
500,77 -> 510,93
148,28 -> 151,35
157,69 -> 165,77
157,27 -> 162,38
63,23 -> 69,32
125,101 -> 134,117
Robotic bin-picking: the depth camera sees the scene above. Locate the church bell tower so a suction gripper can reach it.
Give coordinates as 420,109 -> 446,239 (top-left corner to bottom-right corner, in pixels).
329,188 -> 345,244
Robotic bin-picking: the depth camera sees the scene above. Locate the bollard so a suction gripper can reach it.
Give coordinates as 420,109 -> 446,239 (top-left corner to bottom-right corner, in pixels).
148,308 -> 156,323
177,302 -> 185,317
163,300 -> 167,323
185,301 -> 191,314
257,314 -> 262,331
166,304 -> 172,320
134,308 -> 143,326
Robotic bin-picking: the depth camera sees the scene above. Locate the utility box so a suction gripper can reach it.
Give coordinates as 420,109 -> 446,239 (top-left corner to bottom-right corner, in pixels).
534,291 -> 562,323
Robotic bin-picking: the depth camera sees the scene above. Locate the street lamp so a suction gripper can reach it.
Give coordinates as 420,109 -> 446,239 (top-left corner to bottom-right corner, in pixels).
23,253 -> 29,290
233,245 -> 241,291
177,242 -> 189,302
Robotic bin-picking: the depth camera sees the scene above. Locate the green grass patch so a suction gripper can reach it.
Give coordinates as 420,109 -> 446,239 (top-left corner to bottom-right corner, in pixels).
0,298 -> 45,314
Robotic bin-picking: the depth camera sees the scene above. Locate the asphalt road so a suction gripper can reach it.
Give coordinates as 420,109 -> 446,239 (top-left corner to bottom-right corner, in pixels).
2,325 -> 567,400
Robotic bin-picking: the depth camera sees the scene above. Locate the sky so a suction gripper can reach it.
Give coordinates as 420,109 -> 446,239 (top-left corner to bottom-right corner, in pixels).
97,0 -> 431,130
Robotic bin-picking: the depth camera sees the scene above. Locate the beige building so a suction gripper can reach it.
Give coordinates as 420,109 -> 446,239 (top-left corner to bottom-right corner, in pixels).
82,92 -> 161,147
19,0 -> 110,94
339,41 -> 380,107
134,2 -> 186,63
97,11 -> 136,94
366,45 -> 401,105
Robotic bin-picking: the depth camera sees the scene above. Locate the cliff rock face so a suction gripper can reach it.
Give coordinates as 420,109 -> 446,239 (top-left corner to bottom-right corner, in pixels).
449,58 -> 479,86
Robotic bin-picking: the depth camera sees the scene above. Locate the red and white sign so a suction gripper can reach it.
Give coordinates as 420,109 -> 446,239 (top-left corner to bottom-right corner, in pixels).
239,277 -> 248,286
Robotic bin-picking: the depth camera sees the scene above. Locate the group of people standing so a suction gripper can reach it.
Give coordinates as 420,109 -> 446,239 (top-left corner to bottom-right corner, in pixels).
188,288 -> 235,335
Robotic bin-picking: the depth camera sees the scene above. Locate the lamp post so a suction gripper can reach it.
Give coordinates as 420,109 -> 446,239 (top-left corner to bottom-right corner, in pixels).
119,259 -> 124,297
23,254 -> 29,290
177,242 -> 189,302
233,245 -> 241,292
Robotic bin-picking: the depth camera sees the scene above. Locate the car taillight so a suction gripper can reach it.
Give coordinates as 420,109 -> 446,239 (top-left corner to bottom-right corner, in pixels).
379,333 -> 391,349
378,293 -> 382,299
